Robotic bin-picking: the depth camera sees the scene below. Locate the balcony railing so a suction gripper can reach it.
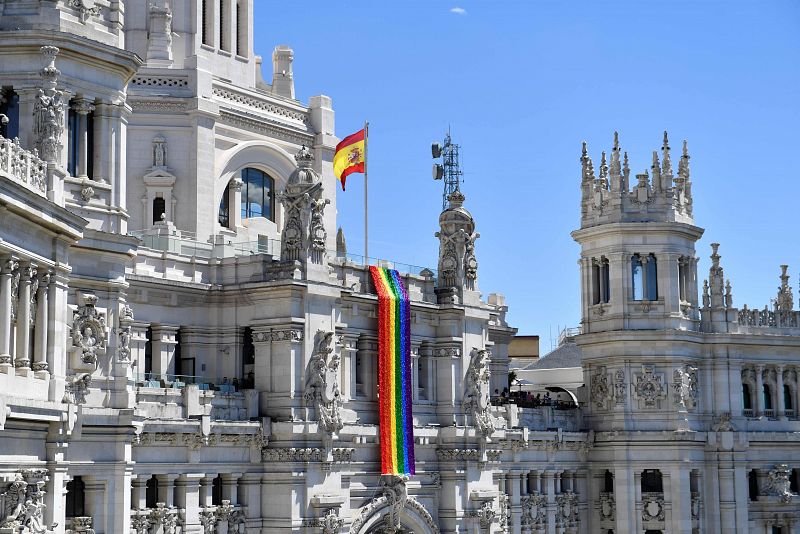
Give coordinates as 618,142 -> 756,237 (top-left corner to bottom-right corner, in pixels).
0,132 -> 47,197
743,408 -> 755,418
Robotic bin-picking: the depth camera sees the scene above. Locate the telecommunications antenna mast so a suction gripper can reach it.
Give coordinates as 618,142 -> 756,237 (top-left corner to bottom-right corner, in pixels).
431,129 -> 463,210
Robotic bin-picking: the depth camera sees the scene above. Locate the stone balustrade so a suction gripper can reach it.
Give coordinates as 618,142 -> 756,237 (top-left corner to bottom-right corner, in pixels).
135,384 -> 257,421
0,134 -> 47,197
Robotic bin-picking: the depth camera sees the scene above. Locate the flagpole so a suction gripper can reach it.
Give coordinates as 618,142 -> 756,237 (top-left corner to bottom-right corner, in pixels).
364,120 -> 369,264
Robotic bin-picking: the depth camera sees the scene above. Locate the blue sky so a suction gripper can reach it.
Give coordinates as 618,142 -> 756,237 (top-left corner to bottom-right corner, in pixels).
257,1 -> 800,350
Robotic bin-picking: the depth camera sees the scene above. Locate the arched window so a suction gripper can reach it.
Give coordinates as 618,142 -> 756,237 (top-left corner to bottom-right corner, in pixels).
742,383 -> 752,410
218,183 -> 231,228
645,254 -> 658,299
241,168 -> 274,221
65,476 -> 85,518
784,384 -> 792,413
764,384 -> 773,410
212,475 -> 222,505
145,475 -> 159,508
152,197 -> 166,224
0,88 -> 19,140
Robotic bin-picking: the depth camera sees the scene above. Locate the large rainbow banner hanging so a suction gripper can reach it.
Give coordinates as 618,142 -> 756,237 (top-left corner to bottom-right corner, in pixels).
370,265 -> 415,476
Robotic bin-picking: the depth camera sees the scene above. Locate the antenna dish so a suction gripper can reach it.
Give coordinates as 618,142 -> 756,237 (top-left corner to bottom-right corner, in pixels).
431,142 -> 442,159
433,164 -> 444,180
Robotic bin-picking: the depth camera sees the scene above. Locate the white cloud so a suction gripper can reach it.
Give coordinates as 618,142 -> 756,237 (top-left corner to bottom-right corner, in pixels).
450,7 -> 467,15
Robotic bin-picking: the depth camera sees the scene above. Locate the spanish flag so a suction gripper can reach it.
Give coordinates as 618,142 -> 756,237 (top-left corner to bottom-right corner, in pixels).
333,128 -> 366,191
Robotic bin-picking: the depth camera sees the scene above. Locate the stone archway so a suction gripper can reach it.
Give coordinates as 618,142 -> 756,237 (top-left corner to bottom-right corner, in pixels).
349,496 -> 439,534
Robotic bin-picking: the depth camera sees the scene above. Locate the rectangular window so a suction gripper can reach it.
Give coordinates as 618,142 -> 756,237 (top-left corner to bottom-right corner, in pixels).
355,353 -> 365,397
0,89 -> 19,140
631,255 -> 643,301
418,357 -> 429,400
67,107 -> 79,177
592,261 -> 601,305
646,254 -> 658,300
236,1 -> 245,56
219,0 -> 229,51
86,110 -> 94,180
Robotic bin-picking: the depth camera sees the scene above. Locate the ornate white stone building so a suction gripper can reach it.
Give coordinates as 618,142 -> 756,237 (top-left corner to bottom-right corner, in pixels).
0,2 -> 797,534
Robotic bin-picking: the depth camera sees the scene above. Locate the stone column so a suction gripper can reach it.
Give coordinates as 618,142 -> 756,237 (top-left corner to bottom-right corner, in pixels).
131,476 -> 148,510
47,267 -> 70,379
175,474 -> 203,531
614,467 -> 636,534
221,473 -> 241,503
15,263 -> 34,370
74,99 -> 95,179
776,365 -> 786,419
93,101 -> 111,184
199,477 -> 214,507
509,470 -> 522,534
339,333 -> 358,402
156,474 -> 177,507
255,325 -> 304,420
755,365 -> 764,417
669,467 -> 692,533
238,473 -> 262,529
84,477 -> 107,534
107,468 -> 133,534
0,258 -> 16,369
230,175 -> 243,228
543,470 -> 556,534
33,270 -> 50,375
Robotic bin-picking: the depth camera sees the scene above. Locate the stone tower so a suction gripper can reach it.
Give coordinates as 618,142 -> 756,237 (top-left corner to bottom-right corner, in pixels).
435,189 -> 480,306
573,132 -> 706,533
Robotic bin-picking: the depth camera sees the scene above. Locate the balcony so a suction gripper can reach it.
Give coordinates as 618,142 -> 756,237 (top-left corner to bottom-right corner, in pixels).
0,131 -> 47,198
135,374 -> 257,422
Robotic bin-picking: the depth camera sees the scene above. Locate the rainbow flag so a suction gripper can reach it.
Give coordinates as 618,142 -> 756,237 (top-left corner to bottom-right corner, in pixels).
370,265 -> 415,476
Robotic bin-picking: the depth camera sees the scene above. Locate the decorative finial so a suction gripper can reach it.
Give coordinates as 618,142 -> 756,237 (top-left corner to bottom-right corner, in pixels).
651,151 -> 662,192
294,145 -> 313,167
661,130 -> 673,178
623,151 -> 629,174
613,131 -> 619,150
609,132 -> 621,184
710,243 -> 721,268
678,139 -> 690,181
599,151 -> 608,188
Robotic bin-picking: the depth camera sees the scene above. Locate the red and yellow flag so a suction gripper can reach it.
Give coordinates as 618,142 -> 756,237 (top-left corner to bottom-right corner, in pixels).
333,128 -> 366,191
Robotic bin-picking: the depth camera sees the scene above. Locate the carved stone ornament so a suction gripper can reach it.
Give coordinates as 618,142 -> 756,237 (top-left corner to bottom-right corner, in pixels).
469,501 -> 496,530
463,348 -> 496,439
498,493 -> 510,533
117,325 -> 132,363
71,294 -> 107,365
766,464 -> 793,504
613,369 -> 626,404
33,47 -> 65,164
599,492 -> 615,521
280,146 -> 328,265
641,494 -> 665,522
62,373 -> 92,405
120,304 -> 135,322
66,516 -> 95,534
520,493 -> 546,528
673,364 -> 698,410
634,365 -> 665,407
348,476 -> 438,534
0,470 -> 52,534
591,366 -> 610,408
555,491 -> 579,528
152,134 -> 167,168
310,508 -> 345,534
303,331 -> 343,435
68,0 -> 102,23
148,503 -> 180,534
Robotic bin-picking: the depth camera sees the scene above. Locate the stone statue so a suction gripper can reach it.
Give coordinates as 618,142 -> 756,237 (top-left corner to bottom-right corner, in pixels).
767,464 -> 793,503
380,475 -> 409,534
280,146 -> 328,267
117,325 -> 132,363
463,348 -> 495,439
33,47 -> 65,164
153,135 -> 167,168
63,373 -> 92,405
303,331 -> 343,435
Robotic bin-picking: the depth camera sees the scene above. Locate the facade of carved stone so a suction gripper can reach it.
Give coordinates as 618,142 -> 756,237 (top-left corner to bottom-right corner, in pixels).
0,4 -> 799,534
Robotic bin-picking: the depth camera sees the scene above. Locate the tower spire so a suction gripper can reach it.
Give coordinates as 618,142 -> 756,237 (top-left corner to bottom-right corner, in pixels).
661,130 -> 673,190
651,150 -> 662,193
609,132 -> 621,192
598,151 -> 609,190
622,151 -> 630,192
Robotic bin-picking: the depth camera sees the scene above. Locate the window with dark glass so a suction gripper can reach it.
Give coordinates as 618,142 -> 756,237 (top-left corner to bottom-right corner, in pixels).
236,1 -> 245,56
742,383 -> 752,410
241,168 -> 274,221
641,470 -> 663,493
219,0 -> 228,51
145,475 -> 159,508
748,469 -> 758,501
67,106 -> 79,177
201,0 -> 210,45
604,470 -> 614,493
784,384 -> 792,413
153,197 -> 166,224
218,183 -> 230,227
0,89 -> 19,140
764,384 -> 773,410
65,476 -> 85,518
144,327 -> 153,377
646,254 -> 658,300
212,475 -> 222,505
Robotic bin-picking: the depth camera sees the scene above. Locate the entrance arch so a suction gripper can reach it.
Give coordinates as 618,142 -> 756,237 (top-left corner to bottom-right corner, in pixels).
349,497 -> 439,534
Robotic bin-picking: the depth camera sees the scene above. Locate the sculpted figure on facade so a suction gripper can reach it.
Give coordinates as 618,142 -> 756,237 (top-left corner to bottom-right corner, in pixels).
613,369 -> 626,404
71,294 -> 107,365
463,348 -> 495,439
63,373 -> 92,405
590,366 -> 610,408
555,491 -> 578,529
304,331 -> 343,435
33,47 -> 65,164
673,365 -> 698,410
0,471 -> 50,533
766,464 -> 793,504
281,146 -> 327,265
436,190 -> 479,291
521,493 -> 546,529
380,475 -> 409,534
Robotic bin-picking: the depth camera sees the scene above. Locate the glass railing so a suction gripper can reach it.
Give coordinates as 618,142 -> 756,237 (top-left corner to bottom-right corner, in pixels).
134,372 -> 254,392
331,252 -> 437,278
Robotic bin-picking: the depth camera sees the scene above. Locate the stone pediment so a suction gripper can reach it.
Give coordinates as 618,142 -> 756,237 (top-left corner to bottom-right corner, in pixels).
143,168 -> 176,186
